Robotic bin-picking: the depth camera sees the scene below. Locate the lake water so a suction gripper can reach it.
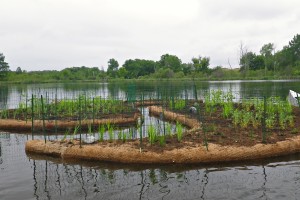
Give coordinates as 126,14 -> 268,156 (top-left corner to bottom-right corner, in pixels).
1,80 -> 300,199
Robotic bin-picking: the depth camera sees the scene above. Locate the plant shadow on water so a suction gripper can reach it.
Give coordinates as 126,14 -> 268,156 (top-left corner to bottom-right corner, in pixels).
25,151 -> 300,200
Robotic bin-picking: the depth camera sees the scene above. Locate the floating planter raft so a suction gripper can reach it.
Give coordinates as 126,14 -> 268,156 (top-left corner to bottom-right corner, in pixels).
0,113 -> 140,132
25,135 -> 300,164
16,90 -> 300,164
148,105 -> 201,131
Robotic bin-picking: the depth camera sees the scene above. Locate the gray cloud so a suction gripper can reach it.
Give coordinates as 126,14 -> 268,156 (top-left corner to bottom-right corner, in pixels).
0,0 -> 299,71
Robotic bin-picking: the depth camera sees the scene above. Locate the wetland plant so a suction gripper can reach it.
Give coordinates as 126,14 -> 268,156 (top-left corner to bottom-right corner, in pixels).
266,113 -> 275,129
122,130 -> 127,143
117,131 -> 122,140
128,128 -> 134,139
61,128 -> 70,142
166,123 -> 172,137
158,136 -> 166,146
170,99 -> 186,110
241,111 -> 253,128
223,102 -> 234,118
98,124 -> 105,142
107,123 -> 114,142
71,125 -> 80,142
232,109 -> 241,127
176,121 -> 183,142
148,124 -> 157,145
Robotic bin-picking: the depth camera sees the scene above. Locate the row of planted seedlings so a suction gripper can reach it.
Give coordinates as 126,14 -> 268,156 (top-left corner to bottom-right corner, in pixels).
0,93 -> 136,141
132,85 -> 198,147
0,90 -> 187,148
134,91 -> 186,147
204,89 -> 296,143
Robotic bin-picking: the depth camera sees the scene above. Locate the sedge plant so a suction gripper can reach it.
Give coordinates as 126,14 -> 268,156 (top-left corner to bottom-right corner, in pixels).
98,124 -> 105,142
148,124 -> 157,145
176,121 -> 183,142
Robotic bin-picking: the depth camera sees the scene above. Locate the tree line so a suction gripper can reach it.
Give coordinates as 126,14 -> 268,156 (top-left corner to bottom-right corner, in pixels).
1,34 -> 299,82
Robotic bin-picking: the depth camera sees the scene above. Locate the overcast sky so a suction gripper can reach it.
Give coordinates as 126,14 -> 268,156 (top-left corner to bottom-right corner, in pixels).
1,0 -> 300,71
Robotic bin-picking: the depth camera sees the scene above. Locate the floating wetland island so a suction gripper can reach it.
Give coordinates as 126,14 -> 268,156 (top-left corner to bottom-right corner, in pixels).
1,89 -> 300,164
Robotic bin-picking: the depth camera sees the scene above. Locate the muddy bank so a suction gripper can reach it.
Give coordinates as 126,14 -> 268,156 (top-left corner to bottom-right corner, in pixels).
25,136 -> 300,164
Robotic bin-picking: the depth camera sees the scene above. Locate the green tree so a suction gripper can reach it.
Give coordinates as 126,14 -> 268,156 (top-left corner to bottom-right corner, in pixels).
118,67 -> 128,78
240,52 -> 264,71
158,54 -> 182,72
260,43 -> 274,57
0,53 -> 9,80
260,43 -> 275,72
123,59 -> 155,78
107,58 -> 119,78
182,63 -> 193,75
16,67 -> 22,74
192,56 -> 210,72
274,34 -> 300,73
288,34 -> 300,65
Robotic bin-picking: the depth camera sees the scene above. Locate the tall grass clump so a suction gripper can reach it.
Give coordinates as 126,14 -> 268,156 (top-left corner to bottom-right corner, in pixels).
121,130 -> 127,143
169,99 -> 186,110
107,123 -> 114,142
223,103 -> 234,118
176,121 -> 183,142
148,124 -> 157,145
98,124 -> 105,142
232,109 -> 241,127
166,123 -> 172,137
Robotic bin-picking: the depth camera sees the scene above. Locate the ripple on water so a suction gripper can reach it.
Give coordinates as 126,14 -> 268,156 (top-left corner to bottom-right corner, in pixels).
1,133 -> 300,199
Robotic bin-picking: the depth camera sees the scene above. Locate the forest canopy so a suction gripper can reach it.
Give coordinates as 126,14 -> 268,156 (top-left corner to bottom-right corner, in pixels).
1,34 -> 299,82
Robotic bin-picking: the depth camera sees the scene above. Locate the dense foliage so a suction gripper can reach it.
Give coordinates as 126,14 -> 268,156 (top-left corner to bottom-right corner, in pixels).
1,34 -> 299,83
0,53 -> 9,80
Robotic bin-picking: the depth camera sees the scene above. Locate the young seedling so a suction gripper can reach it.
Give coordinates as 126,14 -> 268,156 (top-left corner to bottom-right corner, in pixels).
176,121 -> 183,142
98,124 -> 105,142
148,124 -> 157,145
122,130 -> 127,143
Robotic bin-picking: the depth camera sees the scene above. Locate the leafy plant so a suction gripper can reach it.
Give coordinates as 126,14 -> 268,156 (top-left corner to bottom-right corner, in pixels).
158,136 -> 165,146
98,124 -> 105,142
148,124 -> 157,145
176,121 -> 183,142
166,123 -> 172,137
122,130 -> 127,143
61,128 -> 70,142
266,114 -> 275,129
129,128 -> 134,139
117,131 -> 122,140
252,113 -> 261,128
107,123 -> 114,142
223,102 -> 233,118
279,112 -> 287,130
232,109 -> 241,127
241,111 -> 253,128
0,109 -> 8,119
71,125 -> 80,141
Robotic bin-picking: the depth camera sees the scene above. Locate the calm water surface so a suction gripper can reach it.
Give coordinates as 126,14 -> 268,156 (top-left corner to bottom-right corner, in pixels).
1,80 -> 300,199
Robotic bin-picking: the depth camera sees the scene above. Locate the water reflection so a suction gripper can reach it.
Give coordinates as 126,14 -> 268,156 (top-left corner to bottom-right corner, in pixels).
24,152 -> 300,200
0,141 -> 2,165
0,85 -> 8,109
1,80 -> 300,109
